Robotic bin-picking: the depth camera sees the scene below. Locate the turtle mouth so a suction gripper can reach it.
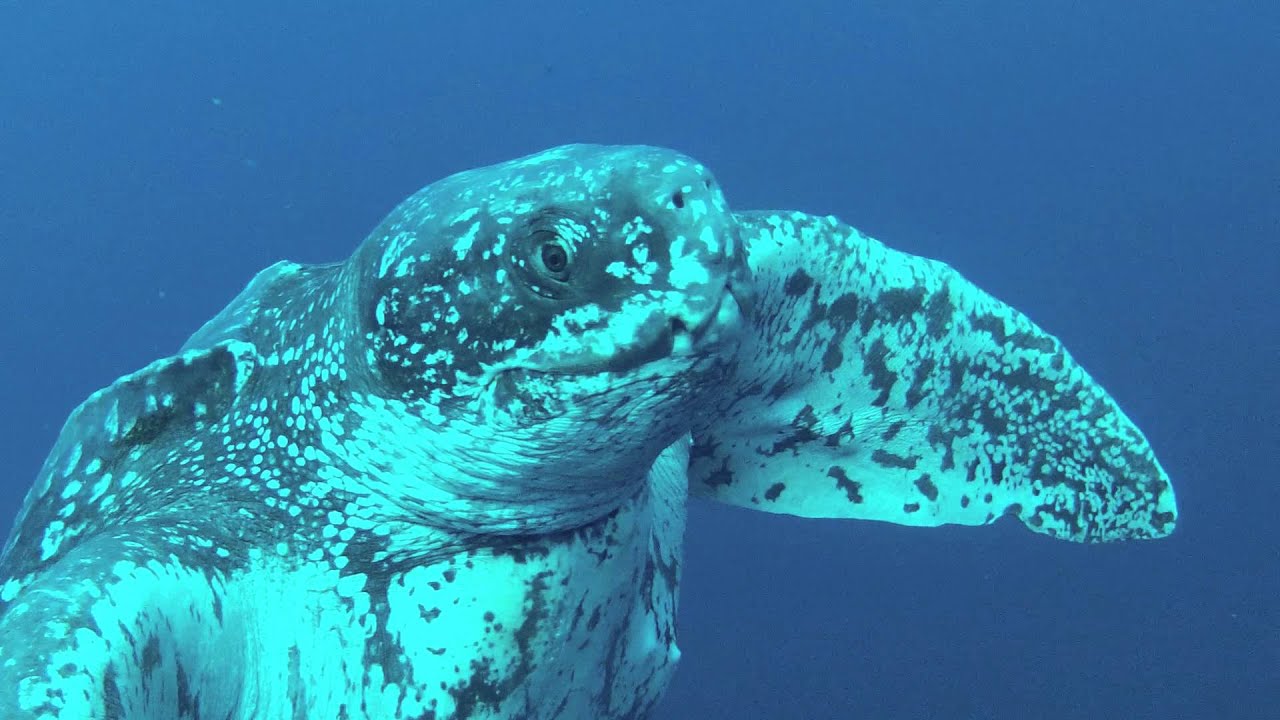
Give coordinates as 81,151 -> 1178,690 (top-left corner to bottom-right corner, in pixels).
490,353 -> 723,411
486,331 -> 730,414
491,341 -> 685,401
483,284 -> 745,413
552,320 -> 680,376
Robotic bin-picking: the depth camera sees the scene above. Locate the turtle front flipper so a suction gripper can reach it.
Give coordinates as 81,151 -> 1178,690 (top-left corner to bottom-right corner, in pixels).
0,340 -> 258,583
690,211 -> 1176,542
0,524 -> 246,719
0,340 -> 261,717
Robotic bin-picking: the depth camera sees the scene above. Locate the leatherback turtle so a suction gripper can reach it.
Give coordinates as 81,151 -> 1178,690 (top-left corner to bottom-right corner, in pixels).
0,145 -> 1177,719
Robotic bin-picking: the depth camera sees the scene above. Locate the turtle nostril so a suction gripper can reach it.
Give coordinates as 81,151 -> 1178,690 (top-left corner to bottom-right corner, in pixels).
671,190 -> 685,209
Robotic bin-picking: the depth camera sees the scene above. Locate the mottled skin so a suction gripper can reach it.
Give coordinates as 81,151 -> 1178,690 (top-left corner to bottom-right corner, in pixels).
690,212 -> 1177,540
0,145 -> 1176,719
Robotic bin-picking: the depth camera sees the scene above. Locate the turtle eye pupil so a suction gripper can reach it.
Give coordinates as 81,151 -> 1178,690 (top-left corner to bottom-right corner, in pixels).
540,242 -> 569,275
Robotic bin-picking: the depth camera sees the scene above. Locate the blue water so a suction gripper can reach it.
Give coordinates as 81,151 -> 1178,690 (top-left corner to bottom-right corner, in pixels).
1,2 -> 1275,718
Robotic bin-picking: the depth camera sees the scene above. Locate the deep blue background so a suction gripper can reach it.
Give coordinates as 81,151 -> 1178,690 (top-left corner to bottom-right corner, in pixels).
1,3 -> 1276,718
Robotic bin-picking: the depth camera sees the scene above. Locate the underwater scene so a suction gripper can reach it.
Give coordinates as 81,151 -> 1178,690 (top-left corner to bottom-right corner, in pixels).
0,2 -> 1274,719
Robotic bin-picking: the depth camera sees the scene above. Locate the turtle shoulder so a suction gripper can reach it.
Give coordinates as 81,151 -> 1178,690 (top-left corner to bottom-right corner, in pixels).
0,339 -> 260,595
0,258 -> 357,592
182,259 -> 344,351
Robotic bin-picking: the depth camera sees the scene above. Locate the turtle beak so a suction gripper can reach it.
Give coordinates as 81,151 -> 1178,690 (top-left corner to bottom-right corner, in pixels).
669,249 -> 752,353
676,287 -> 746,356
678,280 -> 749,339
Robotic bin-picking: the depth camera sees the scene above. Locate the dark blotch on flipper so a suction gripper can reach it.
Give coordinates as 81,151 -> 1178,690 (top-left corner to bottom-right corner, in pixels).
766,404 -> 821,456
733,380 -> 766,401
926,424 -> 957,471
970,398 -> 1010,442
871,449 -> 918,470
828,465 -> 863,503
904,357 -> 937,410
175,661 -> 197,719
763,482 -> 786,501
1002,361 -> 1060,396
862,338 -> 895,406
1031,501 -> 1091,534
139,635 -> 161,678
103,665 -> 123,720
793,283 -> 829,339
947,359 -> 968,395
649,535 -> 679,592
923,286 -> 954,337
970,313 -> 1008,344
287,644 -> 308,719
1011,329 -> 1059,354
827,293 -> 860,326
821,417 -> 857,448
701,458 -> 735,487
764,377 -> 791,402
116,406 -> 179,449
878,286 -> 925,321
859,286 -> 925,335
991,460 -> 1006,486
783,268 -> 814,296
881,420 -> 906,442
813,292 -> 862,373
491,540 -> 553,565
821,343 -> 844,372
913,474 -> 939,502
568,600 -> 586,636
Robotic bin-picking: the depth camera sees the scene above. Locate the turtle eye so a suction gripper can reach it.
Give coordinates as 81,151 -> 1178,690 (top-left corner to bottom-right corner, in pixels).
534,233 -> 573,282
514,209 -> 589,298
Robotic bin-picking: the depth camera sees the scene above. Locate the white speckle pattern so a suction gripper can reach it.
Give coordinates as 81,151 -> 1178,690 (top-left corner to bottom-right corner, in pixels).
0,146 -> 1175,719
690,211 -> 1177,542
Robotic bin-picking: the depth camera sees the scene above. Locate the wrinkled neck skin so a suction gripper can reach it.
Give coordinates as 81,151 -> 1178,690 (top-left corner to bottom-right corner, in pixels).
328,366 -> 705,540
299,269 -> 716,538
287,241 -> 741,550
204,205 -> 740,557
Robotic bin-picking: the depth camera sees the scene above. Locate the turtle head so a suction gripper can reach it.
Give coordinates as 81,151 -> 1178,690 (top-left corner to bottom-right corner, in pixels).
343,145 -> 747,527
